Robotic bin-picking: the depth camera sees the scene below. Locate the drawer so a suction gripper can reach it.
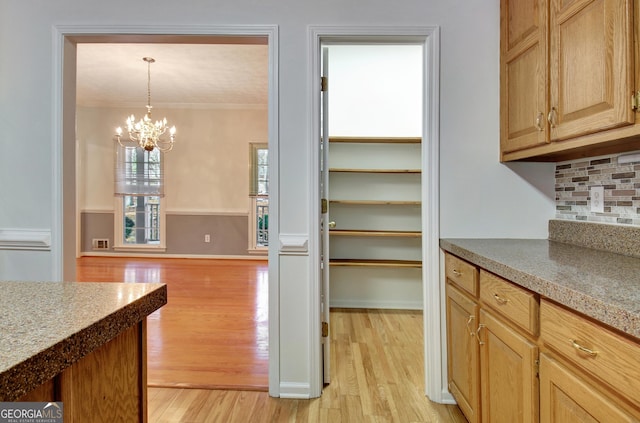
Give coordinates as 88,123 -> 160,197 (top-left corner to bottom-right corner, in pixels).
540,300 -> 640,409
444,253 -> 478,297
479,270 -> 538,336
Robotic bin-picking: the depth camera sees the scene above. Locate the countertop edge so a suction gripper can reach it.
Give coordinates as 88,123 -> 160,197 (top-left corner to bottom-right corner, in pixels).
0,283 -> 167,401
440,239 -> 640,340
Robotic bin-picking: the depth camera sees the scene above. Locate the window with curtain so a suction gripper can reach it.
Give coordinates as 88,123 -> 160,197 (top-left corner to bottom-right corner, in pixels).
249,143 -> 268,251
114,145 -> 164,248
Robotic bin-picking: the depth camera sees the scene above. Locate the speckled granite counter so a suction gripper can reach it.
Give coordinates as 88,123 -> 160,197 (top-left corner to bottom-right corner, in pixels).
440,239 -> 640,340
0,281 -> 167,401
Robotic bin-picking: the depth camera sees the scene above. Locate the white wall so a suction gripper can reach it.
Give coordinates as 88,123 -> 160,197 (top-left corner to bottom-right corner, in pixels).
0,0 -> 555,399
328,44 -> 422,137
77,106 -> 268,213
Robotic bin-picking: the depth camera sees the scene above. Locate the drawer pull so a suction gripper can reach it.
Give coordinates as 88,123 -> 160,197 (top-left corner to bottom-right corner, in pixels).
452,269 -> 462,277
466,315 -> 475,337
476,324 -> 485,346
570,339 -> 599,357
493,293 -> 509,305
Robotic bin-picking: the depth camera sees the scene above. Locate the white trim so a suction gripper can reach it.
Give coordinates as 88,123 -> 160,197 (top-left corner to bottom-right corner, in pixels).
165,210 -> 250,216
52,23 -> 280,397
79,251 -> 267,260
0,229 -> 52,251
279,382 -> 311,399
279,234 -> 309,254
308,26 -> 442,402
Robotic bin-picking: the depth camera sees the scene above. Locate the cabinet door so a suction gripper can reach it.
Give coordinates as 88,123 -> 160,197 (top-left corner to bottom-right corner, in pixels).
445,283 -> 480,423
549,0 -> 633,141
479,309 -> 538,423
500,0 -> 548,154
540,353 -> 639,422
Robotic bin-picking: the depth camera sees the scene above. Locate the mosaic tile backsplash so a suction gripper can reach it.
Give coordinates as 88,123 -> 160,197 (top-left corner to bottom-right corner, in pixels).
556,153 -> 640,226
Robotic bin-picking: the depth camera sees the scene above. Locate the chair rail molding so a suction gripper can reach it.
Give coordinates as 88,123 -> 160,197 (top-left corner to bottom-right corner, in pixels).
0,229 -> 52,250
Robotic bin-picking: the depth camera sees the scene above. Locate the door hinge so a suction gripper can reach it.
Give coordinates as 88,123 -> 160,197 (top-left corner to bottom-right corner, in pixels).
632,91 -> 640,111
321,198 -> 328,214
322,321 -> 329,337
534,358 -> 540,378
321,76 -> 328,92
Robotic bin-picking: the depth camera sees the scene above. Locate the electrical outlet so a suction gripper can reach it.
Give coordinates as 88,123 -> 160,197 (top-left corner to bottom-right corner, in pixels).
590,186 -> 604,213
204,234 -> 211,243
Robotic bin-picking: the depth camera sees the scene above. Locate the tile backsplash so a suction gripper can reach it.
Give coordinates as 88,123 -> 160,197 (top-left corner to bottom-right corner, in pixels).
555,152 -> 640,226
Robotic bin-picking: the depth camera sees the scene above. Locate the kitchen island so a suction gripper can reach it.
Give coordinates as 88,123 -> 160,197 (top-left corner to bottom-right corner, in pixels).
0,281 -> 167,422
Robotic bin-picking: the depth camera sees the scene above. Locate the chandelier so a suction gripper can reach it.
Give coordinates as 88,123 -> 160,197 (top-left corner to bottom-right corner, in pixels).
115,57 -> 176,152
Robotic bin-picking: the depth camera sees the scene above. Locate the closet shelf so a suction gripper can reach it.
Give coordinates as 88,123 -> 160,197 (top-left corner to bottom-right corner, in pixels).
330,200 -> 421,206
329,229 -> 421,238
329,168 -> 421,174
330,259 -> 422,268
329,137 -> 422,144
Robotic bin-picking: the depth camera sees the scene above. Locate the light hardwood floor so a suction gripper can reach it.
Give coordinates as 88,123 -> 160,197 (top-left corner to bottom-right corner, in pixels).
77,257 -> 465,422
76,257 -> 269,390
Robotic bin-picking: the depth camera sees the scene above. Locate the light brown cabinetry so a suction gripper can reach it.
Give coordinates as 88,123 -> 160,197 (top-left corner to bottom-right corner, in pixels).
540,300 -> 640,420
444,251 -> 640,422
445,282 -> 480,423
500,0 -> 639,162
539,353 -> 638,422
445,254 -> 539,422
16,321 -> 147,423
477,270 -> 539,423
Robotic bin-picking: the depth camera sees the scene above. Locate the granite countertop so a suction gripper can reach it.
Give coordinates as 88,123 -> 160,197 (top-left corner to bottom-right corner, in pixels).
440,238 -> 640,340
0,281 -> 167,401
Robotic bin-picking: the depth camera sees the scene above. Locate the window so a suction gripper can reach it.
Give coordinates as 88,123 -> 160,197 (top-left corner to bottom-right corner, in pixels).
249,143 -> 268,251
114,145 -> 165,250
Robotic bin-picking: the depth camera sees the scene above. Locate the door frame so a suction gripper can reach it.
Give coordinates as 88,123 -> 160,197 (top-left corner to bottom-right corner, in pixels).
51,24 -> 281,397
307,26 -> 446,401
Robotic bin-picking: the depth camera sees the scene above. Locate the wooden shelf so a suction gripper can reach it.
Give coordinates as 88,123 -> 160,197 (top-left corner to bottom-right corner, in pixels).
330,200 -> 421,206
329,168 -> 421,174
330,259 -> 422,268
329,137 -> 422,144
329,229 -> 421,238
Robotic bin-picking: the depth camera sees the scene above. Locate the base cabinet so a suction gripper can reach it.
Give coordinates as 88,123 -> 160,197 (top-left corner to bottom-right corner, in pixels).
539,353 -> 638,422
17,321 -> 147,423
478,309 -> 539,423
446,282 -> 480,423
444,251 -> 640,422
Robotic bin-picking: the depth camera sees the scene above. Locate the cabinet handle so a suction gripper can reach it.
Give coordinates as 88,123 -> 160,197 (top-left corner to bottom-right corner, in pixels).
535,112 -> 544,131
570,339 -> 598,357
493,293 -> 509,305
466,315 -> 475,337
547,107 -> 558,128
452,269 -> 462,277
476,324 -> 485,346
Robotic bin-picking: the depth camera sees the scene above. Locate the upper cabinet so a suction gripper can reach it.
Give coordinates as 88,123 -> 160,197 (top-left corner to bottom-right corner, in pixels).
500,0 -> 640,162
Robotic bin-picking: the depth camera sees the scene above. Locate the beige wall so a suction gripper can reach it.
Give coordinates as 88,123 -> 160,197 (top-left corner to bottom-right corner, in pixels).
77,106 -> 268,213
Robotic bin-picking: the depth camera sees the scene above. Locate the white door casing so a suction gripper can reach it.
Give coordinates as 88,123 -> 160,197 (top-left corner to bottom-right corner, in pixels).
308,26 -> 445,402
51,24 -> 281,397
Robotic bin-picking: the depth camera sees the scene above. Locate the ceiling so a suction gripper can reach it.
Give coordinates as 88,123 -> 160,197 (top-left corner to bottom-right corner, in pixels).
75,42 -> 269,108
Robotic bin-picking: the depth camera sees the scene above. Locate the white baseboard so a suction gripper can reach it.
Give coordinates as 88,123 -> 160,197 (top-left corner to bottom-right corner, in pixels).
279,382 -> 311,399
79,252 -> 267,260
329,299 -> 423,310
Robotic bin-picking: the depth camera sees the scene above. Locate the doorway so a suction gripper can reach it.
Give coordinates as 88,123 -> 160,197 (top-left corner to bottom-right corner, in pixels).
309,27 -> 442,401
53,26 -> 281,396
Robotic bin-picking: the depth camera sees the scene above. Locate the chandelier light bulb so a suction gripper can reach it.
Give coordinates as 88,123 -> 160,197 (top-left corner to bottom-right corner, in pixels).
114,57 -> 176,153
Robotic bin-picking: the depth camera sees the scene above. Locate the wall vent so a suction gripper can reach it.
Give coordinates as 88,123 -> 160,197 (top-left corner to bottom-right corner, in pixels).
92,238 -> 110,250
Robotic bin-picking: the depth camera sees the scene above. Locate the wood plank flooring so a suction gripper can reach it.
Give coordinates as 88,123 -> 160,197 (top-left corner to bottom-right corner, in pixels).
148,308 -> 466,422
76,257 -> 269,390
77,257 -> 466,422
